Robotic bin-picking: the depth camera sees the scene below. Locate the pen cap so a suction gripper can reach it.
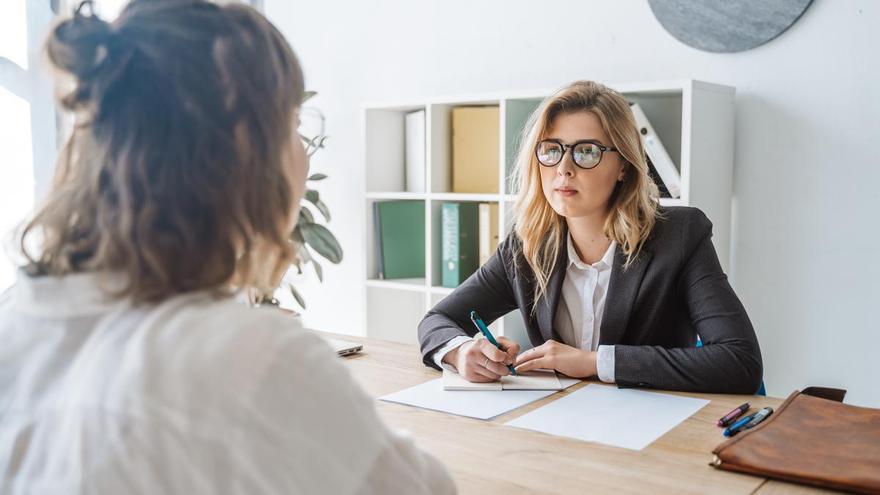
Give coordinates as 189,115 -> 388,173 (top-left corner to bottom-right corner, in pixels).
747,407 -> 774,424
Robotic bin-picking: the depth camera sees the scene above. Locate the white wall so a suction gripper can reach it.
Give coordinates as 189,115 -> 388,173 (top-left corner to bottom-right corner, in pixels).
265,0 -> 880,407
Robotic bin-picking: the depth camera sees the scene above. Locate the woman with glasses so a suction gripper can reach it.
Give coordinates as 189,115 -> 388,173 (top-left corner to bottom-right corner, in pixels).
418,81 -> 762,394
0,1 -> 455,493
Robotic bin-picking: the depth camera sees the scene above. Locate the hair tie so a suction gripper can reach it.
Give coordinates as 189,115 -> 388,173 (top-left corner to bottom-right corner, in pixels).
74,0 -> 96,17
71,0 -> 130,78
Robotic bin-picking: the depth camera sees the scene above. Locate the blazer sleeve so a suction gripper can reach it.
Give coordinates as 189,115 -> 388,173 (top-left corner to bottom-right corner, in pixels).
417,235 -> 520,369
613,210 -> 764,394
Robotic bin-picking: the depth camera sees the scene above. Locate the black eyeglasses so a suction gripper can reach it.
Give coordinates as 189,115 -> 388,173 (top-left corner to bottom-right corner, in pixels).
535,139 -> 619,169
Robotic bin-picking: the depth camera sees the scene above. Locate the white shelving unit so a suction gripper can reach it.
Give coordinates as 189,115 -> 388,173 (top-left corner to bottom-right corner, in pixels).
362,79 -> 735,347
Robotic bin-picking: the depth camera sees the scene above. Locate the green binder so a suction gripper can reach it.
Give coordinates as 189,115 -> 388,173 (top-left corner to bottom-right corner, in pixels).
441,202 -> 479,288
375,200 -> 425,279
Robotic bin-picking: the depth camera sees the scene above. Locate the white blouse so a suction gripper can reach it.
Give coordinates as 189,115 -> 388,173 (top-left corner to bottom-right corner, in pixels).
0,272 -> 455,495
553,235 -> 617,382
433,235 -> 617,382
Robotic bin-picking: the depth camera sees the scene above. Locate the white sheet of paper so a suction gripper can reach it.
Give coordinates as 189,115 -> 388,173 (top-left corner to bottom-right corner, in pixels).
379,377 -> 582,420
442,369 -> 563,391
505,384 -> 710,450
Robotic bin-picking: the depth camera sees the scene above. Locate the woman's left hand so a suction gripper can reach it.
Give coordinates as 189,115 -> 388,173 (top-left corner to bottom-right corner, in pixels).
514,340 -> 597,378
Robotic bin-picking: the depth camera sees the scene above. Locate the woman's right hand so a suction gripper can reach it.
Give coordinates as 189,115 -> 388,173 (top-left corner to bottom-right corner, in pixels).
442,337 -> 520,383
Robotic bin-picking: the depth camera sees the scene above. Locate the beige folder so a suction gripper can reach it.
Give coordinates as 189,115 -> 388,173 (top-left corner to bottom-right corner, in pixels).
452,106 -> 500,193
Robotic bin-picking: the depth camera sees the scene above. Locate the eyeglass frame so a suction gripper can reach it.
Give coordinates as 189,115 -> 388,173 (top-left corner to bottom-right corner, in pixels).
535,139 -> 619,170
299,133 -> 327,157
298,104 -> 328,157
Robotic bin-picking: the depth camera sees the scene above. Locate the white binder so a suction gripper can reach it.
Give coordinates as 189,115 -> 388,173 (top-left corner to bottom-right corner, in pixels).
630,103 -> 681,199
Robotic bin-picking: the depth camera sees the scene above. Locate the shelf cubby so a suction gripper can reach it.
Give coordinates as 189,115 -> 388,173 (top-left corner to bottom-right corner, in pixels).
366,286 -> 425,345
365,197 -> 427,283
364,105 -> 427,194
428,101 -> 501,194
502,97 -> 543,195
428,199 -> 502,293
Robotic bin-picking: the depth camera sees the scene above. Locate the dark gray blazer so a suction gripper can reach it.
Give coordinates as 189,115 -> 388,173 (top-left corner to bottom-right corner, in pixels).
418,206 -> 763,394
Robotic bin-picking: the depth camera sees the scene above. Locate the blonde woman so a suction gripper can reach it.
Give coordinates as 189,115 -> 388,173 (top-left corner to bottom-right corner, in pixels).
0,1 -> 454,493
418,81 -> 762,394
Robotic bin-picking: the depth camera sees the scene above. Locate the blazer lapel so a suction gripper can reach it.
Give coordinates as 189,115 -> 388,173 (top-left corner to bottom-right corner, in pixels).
535,240 -> 568,342
598,247 -> 653,346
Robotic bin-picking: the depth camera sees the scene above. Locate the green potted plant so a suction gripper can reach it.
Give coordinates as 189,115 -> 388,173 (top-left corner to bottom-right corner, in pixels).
256,91 -> 343,310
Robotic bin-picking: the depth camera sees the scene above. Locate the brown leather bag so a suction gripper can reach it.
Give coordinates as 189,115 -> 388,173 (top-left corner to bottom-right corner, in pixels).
711,387 -> 880,494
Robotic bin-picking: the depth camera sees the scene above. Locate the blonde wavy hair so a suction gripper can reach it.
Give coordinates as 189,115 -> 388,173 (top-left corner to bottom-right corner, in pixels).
18,0 -> 304,303
511,80 -> 660,307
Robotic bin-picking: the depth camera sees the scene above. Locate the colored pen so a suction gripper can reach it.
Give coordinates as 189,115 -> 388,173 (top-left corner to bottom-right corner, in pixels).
740,407 -> 774,431
469,310 -> 517,376
717,402 -> 750,427
723,412 -> 755,437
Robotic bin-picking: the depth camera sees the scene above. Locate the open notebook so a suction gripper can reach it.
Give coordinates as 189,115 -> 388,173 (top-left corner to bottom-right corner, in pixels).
442,368 -> 563,391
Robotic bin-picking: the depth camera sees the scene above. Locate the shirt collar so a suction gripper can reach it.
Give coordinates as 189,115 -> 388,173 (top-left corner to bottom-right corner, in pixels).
9,269 -> 129,318
566,234 -> 616,271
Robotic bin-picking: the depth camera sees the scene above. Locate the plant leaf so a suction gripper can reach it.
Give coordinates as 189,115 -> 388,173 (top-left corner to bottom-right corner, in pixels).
303,189 -> 330,222
312,259 -> 324,283
298,206 -> 314,224
300,223 -> 343,264
314,199 -> 331,222
308,173 -> 328,181
288,284 -> 306,310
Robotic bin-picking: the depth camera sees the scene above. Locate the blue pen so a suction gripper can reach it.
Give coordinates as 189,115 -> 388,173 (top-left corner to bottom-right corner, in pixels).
723,412 -> 756,437
469,310 -> 517,376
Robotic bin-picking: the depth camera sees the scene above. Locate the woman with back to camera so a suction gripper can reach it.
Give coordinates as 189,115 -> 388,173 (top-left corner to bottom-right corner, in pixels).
0,1 -> 454,493
418,80 -> 762,394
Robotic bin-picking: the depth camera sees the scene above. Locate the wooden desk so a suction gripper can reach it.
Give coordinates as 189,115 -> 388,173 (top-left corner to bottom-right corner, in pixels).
328,334 -> 838,494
